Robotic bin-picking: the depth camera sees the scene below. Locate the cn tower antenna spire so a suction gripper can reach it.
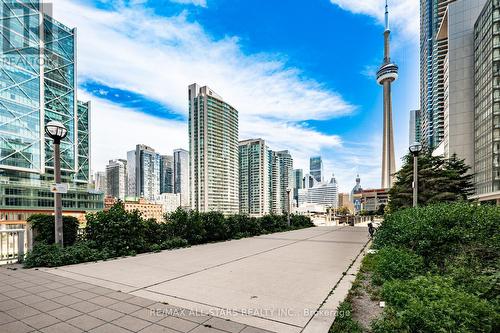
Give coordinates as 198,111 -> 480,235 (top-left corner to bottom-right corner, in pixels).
385,0 -> 390,31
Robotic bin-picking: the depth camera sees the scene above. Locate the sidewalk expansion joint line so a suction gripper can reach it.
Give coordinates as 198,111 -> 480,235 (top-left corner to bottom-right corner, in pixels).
44,268 -> 138,289
129,227 -> 347,293
300,237 -> 371,332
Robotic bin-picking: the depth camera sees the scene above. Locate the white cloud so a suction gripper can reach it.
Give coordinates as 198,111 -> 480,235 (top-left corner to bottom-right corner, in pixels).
170,0 -> 207,7
49,0 -> 381,191
79,91 -> 188,171
329,0 -> 419,39
54,0 -> 353,122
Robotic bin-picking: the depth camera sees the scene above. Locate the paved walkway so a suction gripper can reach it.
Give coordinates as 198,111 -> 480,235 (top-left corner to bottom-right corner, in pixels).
0,267 -> 271,333
1,226 -> 369,333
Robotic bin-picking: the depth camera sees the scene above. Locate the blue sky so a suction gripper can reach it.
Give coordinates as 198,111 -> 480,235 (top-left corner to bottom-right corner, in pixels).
53,0 -> 419,192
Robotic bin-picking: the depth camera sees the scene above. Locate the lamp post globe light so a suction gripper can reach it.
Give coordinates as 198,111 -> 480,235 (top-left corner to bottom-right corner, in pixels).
409,142 -> 423,208
286,188 -> 291,227
45,121 -> 68,247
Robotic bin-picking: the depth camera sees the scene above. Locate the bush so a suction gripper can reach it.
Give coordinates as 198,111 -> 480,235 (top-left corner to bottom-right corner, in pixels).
329,301 -> 363,333
85,203 -> 149,256
201,211 -> 230,242
165,209 -> 206,245
160,237 -> 189,250
24,242 -> 107,268
259,214 -> 287,233
374,203 -> 500,267
443,252 -> 500,303
226,215 -> 262,237
291,214 -> 315,229
372,275 -> 499,333
143,218 -> 169,251
371,247 -> 424,285
28,214 -> 79,247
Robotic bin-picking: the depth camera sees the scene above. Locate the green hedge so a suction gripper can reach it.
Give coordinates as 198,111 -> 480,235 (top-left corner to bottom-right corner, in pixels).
373,203 -> 500,268
371,247 -> 424,285
364,203 -> 500,332
24,242 -> 109,268
85,204 -> 152,256
372,275 -> 499,333
27,214 -> 79,247
24,203 -> 315,268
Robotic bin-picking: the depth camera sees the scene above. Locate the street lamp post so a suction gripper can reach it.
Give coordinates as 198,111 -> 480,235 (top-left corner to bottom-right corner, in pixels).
409,142 -> 423,208
286,188 -> 291,227
45,121 -> 68,246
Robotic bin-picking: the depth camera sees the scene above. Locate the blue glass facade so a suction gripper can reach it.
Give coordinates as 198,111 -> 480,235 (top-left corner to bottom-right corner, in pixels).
0,1 -> 102,222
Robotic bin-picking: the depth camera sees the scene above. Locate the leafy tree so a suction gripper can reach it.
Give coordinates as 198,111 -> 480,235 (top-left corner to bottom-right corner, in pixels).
389,152 -> 473,211
28,214 -> 79,247
337,206 -> 351,216
85,203 -> 148,256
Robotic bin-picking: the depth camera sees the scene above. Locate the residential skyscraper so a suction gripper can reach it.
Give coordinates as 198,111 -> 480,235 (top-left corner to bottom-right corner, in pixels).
293,169 -> 304,206
189,84 -> 239,214
0,2 -> 103,223
433,0 -> 486,164
160,155 -> 174,194
420,0 -> 458,151
409,109 -> 422,145
127,144 -> 161,201
106,159 -> 128,201
239,139 -> 270,217
173,149 -> 190,207
472,0 -> 500,203
377,1 -> 398,189
270,150 -> 293,214
310,156 -> 323,183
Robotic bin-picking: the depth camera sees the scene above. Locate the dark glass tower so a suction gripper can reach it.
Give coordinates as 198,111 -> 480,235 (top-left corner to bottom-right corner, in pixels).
309,156 -> 323,183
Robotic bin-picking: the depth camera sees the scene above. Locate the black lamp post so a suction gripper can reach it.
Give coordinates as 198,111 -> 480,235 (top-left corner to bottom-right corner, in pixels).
286,188 -> 291,227
409,142 -> 423,208
45,121 -> 68,246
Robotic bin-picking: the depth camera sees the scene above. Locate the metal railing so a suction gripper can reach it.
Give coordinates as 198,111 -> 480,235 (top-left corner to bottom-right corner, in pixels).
0,229 -> 26,264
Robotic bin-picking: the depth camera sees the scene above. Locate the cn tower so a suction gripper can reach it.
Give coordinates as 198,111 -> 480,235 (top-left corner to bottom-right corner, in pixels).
376,0 -> 398,189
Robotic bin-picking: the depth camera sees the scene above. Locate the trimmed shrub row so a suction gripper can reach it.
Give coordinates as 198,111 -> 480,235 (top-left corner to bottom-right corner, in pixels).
367,203 -> 500,332
24,203 -> 314,268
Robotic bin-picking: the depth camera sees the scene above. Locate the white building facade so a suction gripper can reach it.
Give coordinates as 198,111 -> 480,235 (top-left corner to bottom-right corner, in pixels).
298,175 -> 339,210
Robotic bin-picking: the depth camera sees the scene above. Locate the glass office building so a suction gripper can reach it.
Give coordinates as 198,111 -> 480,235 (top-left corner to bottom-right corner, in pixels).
160,155 -> 174,194
127,144 -> 161,201
292,169 -> 303,206
0,1 -> 103,224
473,0 -> 500,201
173,148 -> 190,207
309,156 -> 323,183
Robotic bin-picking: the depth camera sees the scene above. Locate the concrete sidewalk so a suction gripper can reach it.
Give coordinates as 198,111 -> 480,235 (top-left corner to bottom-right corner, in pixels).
41,226 -> 369,333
